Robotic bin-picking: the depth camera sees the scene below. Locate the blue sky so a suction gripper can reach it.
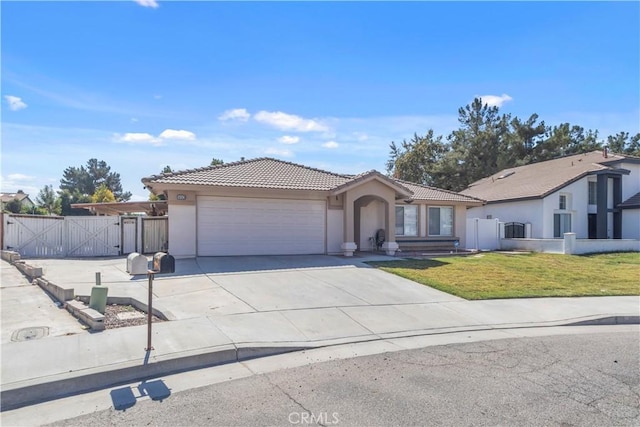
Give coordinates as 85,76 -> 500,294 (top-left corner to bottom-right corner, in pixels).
2,1 -> 639,201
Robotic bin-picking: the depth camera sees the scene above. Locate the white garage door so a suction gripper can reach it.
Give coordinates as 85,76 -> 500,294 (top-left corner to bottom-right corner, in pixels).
197,196 -> 326,256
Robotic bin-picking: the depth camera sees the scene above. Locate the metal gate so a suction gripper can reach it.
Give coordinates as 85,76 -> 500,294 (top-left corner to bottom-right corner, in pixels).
504,222 -> 526,238
3,215 -> 65,257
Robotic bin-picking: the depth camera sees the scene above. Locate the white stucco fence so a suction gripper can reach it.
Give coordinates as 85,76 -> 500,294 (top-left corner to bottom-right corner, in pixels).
571,237 -> 640,255
499,238 -> 564,254
500,233 -> 640,255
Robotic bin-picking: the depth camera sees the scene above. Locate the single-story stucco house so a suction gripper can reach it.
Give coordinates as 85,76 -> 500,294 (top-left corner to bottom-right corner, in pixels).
461,150 -> 640,240
142,158 -> 484,258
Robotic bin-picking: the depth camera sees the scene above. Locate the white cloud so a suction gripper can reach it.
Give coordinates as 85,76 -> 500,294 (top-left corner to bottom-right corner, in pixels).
0,174 -> 39,196
254,111 -> 328,132
278,135 -> 300,144
115,132 -> 163,146
322,141 -> 339,149
352,132 -> 368,141
159,129 -> 196,140
264,147 -> 294,157
218,108 -> 251,122
7,173 -> 35,181
134,0 -> 159,8
130,118 -> 139,123
477,94 -> 513,107
4,95 -> 28,111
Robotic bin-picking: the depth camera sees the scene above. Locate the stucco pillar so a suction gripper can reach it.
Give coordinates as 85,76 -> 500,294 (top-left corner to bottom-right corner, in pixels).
563,232 -> 576,254
381,241 -> 399,256
382,195 -> 398,255
341,192 -> 357,256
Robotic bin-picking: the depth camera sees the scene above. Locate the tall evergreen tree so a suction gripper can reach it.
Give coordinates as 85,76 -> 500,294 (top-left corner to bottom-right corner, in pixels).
444,98 -> 510,190
36,185 -> 61,215
387,130 -> 447,186
606,132 -> 640,156
60,158 -> 131,201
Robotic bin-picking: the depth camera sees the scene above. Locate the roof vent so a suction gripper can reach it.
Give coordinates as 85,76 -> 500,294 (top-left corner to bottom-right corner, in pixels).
497,171 -> 515,179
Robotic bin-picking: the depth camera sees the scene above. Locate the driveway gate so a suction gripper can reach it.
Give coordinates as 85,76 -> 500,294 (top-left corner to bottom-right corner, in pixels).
3,215 -> 65,257
2,214 -> 168,258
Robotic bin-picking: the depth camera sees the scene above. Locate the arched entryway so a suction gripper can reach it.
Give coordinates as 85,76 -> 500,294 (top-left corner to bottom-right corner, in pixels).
333,172 -> 412,256
354,195 -> 388,252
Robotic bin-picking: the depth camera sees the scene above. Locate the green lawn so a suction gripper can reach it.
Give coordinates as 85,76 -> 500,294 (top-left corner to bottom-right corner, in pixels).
368,252 -> 640,300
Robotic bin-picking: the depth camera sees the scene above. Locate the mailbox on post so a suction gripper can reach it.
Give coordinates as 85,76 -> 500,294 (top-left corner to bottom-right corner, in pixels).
126,252 -> 148,275
145,252 -> 175,352
152,252 -> 175,274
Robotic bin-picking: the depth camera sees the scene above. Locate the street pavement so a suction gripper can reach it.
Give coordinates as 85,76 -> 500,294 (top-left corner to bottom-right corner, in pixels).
1,254 -> 638,412
45,329 -> 640,427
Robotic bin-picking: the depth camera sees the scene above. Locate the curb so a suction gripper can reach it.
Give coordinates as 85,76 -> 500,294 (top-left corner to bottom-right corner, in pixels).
0,345 -> 308,412
2,315 -> 638,411
562,315 -> 639,326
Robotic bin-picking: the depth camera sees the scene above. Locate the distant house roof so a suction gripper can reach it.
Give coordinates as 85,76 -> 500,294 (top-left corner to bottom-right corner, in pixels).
142,157 -> 482,204
460,151 -> 637,203
619,192 -> 640,209
396,180 -> 485,204
0,192 -> 31,203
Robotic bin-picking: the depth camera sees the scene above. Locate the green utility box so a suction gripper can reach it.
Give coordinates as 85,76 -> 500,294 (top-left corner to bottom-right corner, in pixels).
89,286 -> 109,314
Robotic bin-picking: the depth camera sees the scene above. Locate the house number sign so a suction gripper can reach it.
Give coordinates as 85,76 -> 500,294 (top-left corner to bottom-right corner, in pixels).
176,194 -> 187,201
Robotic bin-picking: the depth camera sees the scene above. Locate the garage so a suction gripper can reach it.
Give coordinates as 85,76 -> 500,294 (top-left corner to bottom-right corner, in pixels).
197,196 -> 326,256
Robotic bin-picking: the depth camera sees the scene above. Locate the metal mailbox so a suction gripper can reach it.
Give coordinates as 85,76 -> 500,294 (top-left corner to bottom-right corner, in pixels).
153,252 -> 175,274
126,252 -> 148,275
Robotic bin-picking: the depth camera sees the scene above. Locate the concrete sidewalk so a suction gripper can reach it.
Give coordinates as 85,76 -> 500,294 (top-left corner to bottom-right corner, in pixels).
1,255 -> 638,410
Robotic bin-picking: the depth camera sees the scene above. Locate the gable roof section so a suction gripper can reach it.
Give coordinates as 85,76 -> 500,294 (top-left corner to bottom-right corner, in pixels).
461,151 -> 632,203
619,192 -> 640,209
396,180 -> 484,204
330,170 -> 413,197
143,158 -> 351,191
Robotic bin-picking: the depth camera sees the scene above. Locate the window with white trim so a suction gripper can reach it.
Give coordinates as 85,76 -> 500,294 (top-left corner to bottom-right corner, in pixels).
559,194 -> 567,210
395,205 -> 418,236
428,206 -> 453,236
588,181 -> 597,205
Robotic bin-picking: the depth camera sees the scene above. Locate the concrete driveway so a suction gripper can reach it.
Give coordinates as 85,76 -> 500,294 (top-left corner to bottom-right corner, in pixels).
27,254 -> 462,322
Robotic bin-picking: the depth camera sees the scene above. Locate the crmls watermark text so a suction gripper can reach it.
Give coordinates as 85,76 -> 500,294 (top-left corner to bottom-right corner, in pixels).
288,411 -> 340,425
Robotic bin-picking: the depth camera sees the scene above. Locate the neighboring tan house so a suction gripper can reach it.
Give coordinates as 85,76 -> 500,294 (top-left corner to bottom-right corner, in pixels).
1,192 -> 35,212
461,150 -> 640,240
142,158 -> 483,258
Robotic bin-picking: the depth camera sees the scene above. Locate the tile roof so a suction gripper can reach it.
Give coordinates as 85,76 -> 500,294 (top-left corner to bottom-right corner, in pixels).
143,158 -> 352,191
619,192 -> 640,209
142,157 -> 482,203
396,180 -> 485,203
460,151 -> 633,203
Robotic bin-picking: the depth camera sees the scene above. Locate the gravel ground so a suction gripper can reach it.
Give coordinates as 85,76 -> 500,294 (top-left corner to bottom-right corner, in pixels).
103,304 -> 163,329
